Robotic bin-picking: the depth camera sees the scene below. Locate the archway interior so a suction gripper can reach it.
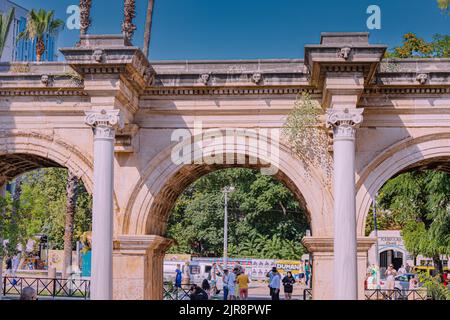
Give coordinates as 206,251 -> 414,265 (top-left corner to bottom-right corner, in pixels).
0,153 -> 92,274
145,161 -> 311,237
365,157 -> 450,273
164,167 -> 311,258
0,153 -> 62,186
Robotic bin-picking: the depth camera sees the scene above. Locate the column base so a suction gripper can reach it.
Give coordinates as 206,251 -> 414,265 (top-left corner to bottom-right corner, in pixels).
113,235 -> 173,300
302,236 -> 375,300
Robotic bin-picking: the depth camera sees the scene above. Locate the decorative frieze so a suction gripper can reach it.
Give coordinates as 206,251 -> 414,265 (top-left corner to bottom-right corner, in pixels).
143,86 -> 319,97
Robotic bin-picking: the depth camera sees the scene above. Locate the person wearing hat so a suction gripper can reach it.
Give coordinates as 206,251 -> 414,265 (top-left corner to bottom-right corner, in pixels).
269,267 -> 281,300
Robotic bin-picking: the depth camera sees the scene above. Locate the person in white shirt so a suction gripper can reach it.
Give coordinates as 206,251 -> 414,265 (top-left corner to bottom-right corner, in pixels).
398,265 -> 407,275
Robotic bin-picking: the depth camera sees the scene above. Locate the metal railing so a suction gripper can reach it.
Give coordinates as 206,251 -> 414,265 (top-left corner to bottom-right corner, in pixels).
163,282 -> 193,300
303,288 -> 313,300
364,289 -> 428,300
2,276 -> 90,299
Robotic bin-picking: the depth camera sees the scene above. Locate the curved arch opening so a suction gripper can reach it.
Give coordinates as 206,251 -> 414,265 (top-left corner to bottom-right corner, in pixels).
145,163 -> 310,236
363,160 -> 450,277
0,148 -> 93,282
159,166 -> 313,299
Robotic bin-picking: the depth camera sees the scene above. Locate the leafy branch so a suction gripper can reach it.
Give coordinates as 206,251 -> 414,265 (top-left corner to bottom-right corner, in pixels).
282,92 -> 331,181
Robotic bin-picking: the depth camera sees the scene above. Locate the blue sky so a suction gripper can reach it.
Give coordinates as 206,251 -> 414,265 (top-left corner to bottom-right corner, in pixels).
12,0 -> 450,60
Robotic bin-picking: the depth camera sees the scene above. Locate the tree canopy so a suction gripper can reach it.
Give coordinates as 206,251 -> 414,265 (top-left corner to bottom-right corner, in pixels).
0,168 -> 92,253
166,168 -> 309,259
387,33 -> 450,58
366,170 -> 450,271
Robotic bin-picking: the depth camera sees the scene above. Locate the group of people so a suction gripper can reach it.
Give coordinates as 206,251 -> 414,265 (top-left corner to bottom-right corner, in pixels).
179,261 -> 312,301
266,267 -> 298,300
222,266 -> 250,300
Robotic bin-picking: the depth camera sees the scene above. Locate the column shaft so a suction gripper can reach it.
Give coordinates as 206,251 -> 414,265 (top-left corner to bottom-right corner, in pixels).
85,109 -> 123,300
333,134 -> 357,299
327,108 -> 363,300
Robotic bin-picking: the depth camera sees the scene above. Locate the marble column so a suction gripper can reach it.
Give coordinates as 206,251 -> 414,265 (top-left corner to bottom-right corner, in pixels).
326,108 -> 363,300
85,109 -> 123,300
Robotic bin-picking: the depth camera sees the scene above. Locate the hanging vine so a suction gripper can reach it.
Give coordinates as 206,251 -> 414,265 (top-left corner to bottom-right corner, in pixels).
282,92 -> 332,183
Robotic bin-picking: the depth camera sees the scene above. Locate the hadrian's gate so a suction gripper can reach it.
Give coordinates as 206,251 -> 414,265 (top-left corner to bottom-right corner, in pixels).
1,33 -> 449,300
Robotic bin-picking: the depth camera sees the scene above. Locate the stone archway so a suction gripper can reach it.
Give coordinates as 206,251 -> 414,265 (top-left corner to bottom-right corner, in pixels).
0,131 -> 94,191
114,134 -> 333,300
123,135 -> 332,237
356,133 -> 450,236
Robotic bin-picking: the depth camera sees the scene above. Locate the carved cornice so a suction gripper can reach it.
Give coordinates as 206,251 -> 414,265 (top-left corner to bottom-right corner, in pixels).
143,86 -> 320,97
364,86 -> 450,95
301,236 -> 376,253
0,88 -> 87,97
61,36 -> 155,92
304,33 -> 387,88
113,235 -> 174,255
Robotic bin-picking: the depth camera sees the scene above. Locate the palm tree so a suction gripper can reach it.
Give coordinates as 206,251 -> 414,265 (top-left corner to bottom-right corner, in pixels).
79,0 -> 92,36
0,8 -> 15,59
143,0 -> 155,57
62,171 -> 78,279
437,0 -> 450,14
17,9 -> 63,62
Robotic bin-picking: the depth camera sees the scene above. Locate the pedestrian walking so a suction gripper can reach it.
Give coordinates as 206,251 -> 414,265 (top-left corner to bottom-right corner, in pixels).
227,268 -> 237,300
269,268 -> 281,300
222,269 -> 229,301
298,260 -> 305,285
385,264 -> 397,291
174,264 -> 182,288
304,261 -> 311,287
266,266 -> 276,295
5,257 -> 12,276
398,265 -> 406,275
282,271 -> 296,300
236,269 -> 250,300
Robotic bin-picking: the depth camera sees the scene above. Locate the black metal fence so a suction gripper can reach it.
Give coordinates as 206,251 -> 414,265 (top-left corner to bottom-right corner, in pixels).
163,282 -> 192,300
303,288 -> 313,300
364,289 -> 428,300
2,276 -> 90,299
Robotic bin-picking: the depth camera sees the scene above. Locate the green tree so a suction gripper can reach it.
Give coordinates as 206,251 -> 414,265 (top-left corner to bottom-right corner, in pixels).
62,172 -> 79,278
15,168 -> 92,250
17,9 -> 63,62
166,168 -> 308,259
387,33 -> 450,58
0,8 -> 14,59
373,171 -> 450,275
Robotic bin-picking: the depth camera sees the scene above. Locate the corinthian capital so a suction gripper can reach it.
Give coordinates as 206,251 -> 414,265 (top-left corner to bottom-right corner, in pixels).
326,108 -> 364,139
85,109 -> 124,139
